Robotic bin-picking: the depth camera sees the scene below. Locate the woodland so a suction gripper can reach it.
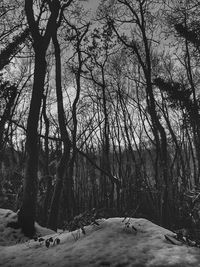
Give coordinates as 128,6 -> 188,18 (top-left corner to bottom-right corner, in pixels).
1,0 -> 200,239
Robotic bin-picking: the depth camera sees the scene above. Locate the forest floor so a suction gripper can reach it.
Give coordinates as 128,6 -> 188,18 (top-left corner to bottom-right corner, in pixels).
0,208 -> 200,266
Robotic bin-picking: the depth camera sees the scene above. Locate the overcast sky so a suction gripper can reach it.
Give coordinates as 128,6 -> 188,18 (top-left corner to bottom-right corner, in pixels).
85,0 -> 100,13
88,0 -> 100,9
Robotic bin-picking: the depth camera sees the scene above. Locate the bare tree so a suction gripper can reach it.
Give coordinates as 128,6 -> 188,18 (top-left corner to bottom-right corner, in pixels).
18,0 -> 62,237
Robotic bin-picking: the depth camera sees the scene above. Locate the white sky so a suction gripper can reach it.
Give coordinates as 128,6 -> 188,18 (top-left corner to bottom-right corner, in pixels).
87,0 -> 100,9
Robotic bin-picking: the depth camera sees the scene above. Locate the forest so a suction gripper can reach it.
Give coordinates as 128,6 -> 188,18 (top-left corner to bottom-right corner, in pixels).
1,0 -> 200,240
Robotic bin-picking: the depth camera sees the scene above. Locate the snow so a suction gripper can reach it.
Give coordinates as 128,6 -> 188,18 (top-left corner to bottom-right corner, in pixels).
0,209 -> 200,266
0,209 -> 55,246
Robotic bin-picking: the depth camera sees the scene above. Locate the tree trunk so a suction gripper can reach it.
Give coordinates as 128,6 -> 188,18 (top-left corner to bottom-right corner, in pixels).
47,31 -> 71,231
41,94 -> 52,226
62,161 -> 75,221
17,0 -> 61,237
47,153 -> 69,231
18,51 -> 46,237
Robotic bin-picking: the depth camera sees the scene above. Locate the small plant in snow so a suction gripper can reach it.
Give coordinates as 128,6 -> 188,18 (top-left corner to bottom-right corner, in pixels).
122,217 -> 137,233
65,209 -> 100,232
71,228 -> 84,241
64,208 -> 100,241
32,236 -> 61,248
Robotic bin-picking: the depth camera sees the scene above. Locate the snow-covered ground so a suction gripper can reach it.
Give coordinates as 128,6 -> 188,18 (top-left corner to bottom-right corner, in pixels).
0,208 -> 200,266
0,209 -> 55,246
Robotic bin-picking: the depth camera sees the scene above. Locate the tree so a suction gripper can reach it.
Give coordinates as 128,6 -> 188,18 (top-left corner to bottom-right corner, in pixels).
163,0 -> 200,185
0,78 -> 17,165
48,10 -> 90,229
83,28 -> 111,207
18,0 -> 62,237
98,0 -> 173,226
47,15 -> 72,231
0,28 -> 30,71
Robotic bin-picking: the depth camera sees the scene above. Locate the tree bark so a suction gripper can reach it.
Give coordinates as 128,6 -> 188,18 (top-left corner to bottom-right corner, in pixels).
18,51 -> 47,237
18,0 -> 61,237
47,30 -> 71,231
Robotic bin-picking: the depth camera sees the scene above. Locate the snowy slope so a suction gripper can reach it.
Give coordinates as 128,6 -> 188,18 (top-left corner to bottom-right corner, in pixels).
0,209 -> 200,266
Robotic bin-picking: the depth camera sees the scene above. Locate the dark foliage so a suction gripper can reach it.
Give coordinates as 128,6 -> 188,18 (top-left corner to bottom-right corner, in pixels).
63,207 -> 119,233
0,28 -> 29,70
175,23 -> 200,49
166,187 -> 200,248
154,77 -> 200,122
0,77 -> 18,155
154,77 -> 192,109
0,76 -> 17,112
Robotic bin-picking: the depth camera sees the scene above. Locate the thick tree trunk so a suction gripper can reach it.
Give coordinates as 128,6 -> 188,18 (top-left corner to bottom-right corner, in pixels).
18,52 -> 46,237
18,0 -> 61,237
